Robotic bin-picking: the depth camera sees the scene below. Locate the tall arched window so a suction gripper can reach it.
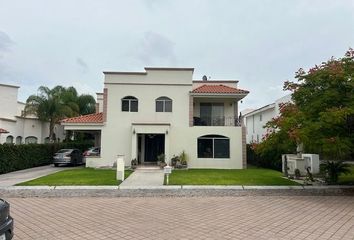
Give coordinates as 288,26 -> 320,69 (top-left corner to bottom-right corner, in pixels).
122,96 -> 138,112
197,134 -> 230,158
6,135 -> 14,144
25,136 -> 38,144
16,136 -> 22,145
156,97 -> 172,112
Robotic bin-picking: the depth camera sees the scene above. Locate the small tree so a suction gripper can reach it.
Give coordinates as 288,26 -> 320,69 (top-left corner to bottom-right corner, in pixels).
283,49 -> 354,160
256,49 -> 354,165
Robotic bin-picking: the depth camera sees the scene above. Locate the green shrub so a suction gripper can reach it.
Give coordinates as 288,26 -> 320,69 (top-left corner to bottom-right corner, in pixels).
0,141 -> 93,174
322,160 -> 351,184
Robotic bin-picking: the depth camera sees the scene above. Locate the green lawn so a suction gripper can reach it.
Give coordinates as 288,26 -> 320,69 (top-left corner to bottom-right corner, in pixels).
17,168 -> 133,186
167,168 -> 299,185
338,165 -> 354,185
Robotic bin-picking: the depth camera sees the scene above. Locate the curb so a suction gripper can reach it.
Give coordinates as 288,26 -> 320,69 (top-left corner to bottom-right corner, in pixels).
1,185 -> 353,190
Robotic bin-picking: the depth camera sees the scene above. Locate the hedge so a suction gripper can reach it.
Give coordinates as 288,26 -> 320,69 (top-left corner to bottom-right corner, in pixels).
247,144 -> 282,170
0,142 -> 94,174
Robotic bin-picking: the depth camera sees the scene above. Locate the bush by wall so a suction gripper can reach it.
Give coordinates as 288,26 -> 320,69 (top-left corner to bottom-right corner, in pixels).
0,141 -> 93,174
247,144 -> 284,171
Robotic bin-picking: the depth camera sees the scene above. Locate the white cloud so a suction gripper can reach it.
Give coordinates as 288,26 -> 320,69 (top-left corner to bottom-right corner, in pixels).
0,0 -> 353,108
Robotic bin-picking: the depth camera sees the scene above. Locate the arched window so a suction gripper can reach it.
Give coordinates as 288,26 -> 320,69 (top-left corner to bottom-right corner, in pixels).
197,134 -> 230,158
44,137 -> 50,143
156,97 -> 172,112
6,135 -> 14,144
16,136 -> 22,145
122,96 -> 138,112
25,136 -> 38,144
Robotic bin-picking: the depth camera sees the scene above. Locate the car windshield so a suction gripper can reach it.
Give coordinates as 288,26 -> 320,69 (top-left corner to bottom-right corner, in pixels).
57,149 -> 72,153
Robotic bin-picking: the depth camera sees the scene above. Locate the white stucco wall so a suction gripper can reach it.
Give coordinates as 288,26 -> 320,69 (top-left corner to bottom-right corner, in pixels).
95,69 -> 246,169
0,84 -> 64,144
245,107 -> 275,143
0,84 -> 19,120
244,94 -> 292,143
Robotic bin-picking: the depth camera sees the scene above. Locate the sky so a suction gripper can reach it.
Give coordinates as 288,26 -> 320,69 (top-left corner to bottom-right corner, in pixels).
0,0 -> 353,111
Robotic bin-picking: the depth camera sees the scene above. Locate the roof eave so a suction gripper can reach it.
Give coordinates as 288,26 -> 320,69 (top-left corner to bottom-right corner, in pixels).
190,92 -> 249,98
61,122 -> 104,126
243,104 -> 276,117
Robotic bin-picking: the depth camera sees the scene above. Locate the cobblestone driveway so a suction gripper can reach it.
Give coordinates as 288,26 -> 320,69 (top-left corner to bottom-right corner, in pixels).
7,196 -> 354,240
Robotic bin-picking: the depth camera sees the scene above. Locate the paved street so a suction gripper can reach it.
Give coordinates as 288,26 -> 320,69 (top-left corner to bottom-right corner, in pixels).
7,196 -> 354,240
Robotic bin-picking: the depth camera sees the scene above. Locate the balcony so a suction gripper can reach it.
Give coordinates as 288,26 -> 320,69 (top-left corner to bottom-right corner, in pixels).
193,116 -> 241,127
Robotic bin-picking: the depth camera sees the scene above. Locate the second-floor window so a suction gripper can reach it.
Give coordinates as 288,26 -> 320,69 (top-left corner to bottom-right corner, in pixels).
122,96 -> 138,112
200,103 -> 224,126
156,97 -> 172,112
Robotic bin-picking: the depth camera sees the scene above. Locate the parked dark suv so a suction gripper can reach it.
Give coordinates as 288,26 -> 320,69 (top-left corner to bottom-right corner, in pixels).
0,199 -> 13,240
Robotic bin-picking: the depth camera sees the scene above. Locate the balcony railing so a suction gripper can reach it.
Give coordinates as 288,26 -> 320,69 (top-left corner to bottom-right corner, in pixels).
193,116 -> 241,126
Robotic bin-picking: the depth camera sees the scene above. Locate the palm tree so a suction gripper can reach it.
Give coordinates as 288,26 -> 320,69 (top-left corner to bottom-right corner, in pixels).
25,86 -> 96,141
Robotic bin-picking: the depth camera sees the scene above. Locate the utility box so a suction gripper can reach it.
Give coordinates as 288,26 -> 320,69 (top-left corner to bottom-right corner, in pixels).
302,154 -> 320,174
282,154 -> 304,175
282,154 -> 320,175
116,155 -> 125,181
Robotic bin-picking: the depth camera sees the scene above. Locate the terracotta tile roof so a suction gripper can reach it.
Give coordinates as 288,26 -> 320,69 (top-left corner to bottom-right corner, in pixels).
61,112 -> 103,124
0,128 -> 9,133
192,84 -> 249,94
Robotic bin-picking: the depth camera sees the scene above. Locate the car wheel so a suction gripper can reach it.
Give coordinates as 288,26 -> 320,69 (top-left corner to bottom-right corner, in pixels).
54,163 -> 59,167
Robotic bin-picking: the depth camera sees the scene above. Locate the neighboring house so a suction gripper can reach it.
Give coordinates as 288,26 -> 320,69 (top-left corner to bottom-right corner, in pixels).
0,83 -> 64,144
61,67 -> 249,169
243,94 -> 292,143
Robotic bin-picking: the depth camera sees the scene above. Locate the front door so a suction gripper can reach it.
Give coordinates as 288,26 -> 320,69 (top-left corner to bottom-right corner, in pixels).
144,134 -> 165,162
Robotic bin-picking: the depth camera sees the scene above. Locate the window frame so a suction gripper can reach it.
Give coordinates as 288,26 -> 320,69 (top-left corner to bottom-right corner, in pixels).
197,135 -> 230,159
25,136 -> 38,144
156,97 -> 172,112
16,136 -> 22,145
6,135 -> 14,144
121,96 -> 138,112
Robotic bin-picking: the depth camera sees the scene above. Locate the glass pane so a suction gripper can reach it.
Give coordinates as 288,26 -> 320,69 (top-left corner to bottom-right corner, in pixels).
200,103 -> 212,126
197,138 -> 213,158
214,139 -> 230,158
130,100 -> 138,112
165,100 -> 172,112
122,100 -> 129,111
6,136 -> 13,144
212,103 -> 224,126
16,137 -> 22,144
156,101 -> 163,112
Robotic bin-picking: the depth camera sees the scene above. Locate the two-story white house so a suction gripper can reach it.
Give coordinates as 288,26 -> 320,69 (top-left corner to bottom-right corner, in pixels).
61,67 -> 249,169
0,83 -> 65,144
243,94 -> 292,143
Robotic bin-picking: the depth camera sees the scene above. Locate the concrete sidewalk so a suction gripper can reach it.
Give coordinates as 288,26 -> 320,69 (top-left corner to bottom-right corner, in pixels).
119,168 -> 164,188
0,165 -> 77,186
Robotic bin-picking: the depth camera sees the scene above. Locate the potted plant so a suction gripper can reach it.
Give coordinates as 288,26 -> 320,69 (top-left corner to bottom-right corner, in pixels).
179,151 -> 188,169
171,155 -> 180,167
157,154 -> 166,168
131,158 -> 138,169
294,168 -> 301,180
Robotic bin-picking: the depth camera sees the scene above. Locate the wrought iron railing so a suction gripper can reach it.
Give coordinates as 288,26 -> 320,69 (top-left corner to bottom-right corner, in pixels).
193,116 -> 241,126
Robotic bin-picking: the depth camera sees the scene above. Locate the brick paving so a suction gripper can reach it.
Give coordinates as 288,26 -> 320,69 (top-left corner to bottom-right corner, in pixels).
7,196 -> 354,240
